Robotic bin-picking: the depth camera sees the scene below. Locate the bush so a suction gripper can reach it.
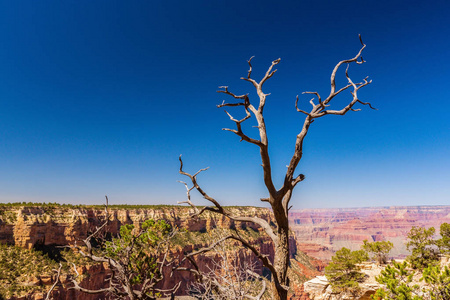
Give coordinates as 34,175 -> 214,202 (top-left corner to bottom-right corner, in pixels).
406,226 -> 440,269
324,247 -> 368,296
374,262 -> 450,300
0,243 -> 59,298
362,240 -> 393,264
436,223 -> 450,254
373,260 -> 421,300
421,265 -> 450,300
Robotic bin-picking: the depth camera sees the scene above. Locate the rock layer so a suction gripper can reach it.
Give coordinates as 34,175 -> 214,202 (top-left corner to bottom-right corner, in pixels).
0,205 -> 320,299
290,206 -> 450,260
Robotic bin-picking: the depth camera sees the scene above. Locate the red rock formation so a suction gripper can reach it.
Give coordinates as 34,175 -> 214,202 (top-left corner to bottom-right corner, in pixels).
0,205 -> 319,298
289,284 -> 312,300
290,206 -> 450,260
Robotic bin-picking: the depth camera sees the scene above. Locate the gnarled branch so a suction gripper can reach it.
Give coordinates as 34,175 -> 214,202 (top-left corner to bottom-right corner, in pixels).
181,36 -> 374,300
67,197 -> 179,300
178,155 -> 278,243
281,35 -> 373,209
45,263 -> 62,300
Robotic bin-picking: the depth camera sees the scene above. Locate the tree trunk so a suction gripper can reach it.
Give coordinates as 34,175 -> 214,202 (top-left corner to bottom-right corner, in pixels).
181,41 -> 372,300
272,205 -> 290,300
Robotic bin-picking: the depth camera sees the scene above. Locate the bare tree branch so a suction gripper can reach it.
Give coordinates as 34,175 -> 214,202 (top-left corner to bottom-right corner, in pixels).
292,174 -> 306,188
69,281 -> 114,295
65,198 -> 179,300
216,57 -> 282,198
185,229 -> 268,300
295,95 -> 311,116
259,58 -> 280,90
245,270 -> 267,300
217,86 -> 249,103
283,35 -> 372,202
217,86 -> 262,146
178,156 -> 278,243
241,56 -> 258,88
45,263 -> 62,300
181,36 -> 374,300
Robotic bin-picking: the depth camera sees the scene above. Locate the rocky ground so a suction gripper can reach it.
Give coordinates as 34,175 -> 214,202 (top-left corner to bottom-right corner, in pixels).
304,257 -> 450,300
304,262 -> 383,300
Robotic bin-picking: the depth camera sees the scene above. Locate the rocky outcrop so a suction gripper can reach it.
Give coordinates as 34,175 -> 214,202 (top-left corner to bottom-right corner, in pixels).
304,257 -> 450,300
290,206 -> 450,260
303,263 -> 384,300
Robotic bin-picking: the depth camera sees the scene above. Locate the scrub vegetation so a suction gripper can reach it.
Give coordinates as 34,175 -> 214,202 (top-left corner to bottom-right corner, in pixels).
326,224 -> 450,300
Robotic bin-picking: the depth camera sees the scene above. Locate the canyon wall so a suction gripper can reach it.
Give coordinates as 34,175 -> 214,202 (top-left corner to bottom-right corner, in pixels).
0,205 -> 275,249
290,205 -> 450,261
3,204 -> 450,298
0,204 -> 320,299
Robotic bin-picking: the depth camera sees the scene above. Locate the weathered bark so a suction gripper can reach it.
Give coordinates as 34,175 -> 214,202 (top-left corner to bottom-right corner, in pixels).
180,36 -> 374,300
273,212 -> 290,300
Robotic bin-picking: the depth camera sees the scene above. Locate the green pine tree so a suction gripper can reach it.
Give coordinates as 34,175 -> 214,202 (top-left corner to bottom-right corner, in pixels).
325,247 -> 369,296
362,240 -> 394,265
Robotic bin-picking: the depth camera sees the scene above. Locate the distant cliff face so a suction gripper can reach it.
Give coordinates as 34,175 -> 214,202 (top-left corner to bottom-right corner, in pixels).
0,205 -> 275,249
290,205 -> 450,260
4,204 -> 450,298
0,204 -> 321,299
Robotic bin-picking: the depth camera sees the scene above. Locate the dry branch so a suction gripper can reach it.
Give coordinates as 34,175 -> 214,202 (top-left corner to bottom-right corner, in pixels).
180,36 -> 374,300
66,196 -> 179,300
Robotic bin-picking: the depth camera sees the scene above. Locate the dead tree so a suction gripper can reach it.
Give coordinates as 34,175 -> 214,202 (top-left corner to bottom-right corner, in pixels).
62,197 -> 180,300
187,228 -> 267,300
179,35 -> 374,300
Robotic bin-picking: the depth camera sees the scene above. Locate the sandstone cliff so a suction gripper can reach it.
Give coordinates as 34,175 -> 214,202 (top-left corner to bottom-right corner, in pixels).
1,205 -> 274,249
0,204 -> 321,299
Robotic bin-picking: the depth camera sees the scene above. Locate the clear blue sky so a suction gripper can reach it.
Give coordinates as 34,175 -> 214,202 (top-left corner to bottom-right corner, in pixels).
0,1 -> 449,208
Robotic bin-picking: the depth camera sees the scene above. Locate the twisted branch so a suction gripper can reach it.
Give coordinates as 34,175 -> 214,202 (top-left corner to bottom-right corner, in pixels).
281,35 -> 374,210
45,263 -> 62,300
178,155 -> 278,243
180,36 -> 374,299
177,232 -> 279,296
67,196 -> 179,299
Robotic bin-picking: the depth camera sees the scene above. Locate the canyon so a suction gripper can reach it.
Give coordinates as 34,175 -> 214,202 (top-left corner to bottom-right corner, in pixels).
290,205 -> 450,261
0,204 -> 320,299
2,204 -> 450,299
